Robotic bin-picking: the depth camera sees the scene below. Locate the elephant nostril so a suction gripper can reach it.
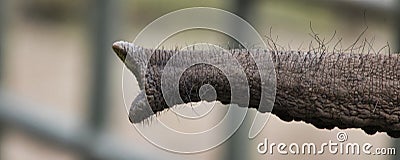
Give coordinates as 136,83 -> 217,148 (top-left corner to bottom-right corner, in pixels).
128,115 -> 134,123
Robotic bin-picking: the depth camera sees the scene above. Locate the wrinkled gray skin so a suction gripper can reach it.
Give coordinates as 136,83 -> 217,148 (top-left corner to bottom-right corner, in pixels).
112,41 -> 400,138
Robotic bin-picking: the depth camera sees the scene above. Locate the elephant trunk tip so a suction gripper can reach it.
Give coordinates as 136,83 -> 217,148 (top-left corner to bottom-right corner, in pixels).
112,41 -> 130,62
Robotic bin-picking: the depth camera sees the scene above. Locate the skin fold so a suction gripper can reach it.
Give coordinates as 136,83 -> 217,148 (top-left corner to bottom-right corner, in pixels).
112,41 -> 400,138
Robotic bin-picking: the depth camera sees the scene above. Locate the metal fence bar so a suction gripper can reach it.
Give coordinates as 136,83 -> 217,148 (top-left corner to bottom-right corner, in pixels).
0,0 -> 4,84
313,0 -> 396,14
0,0 -> 5,159
84,0 -> 114,159
224,0 -> 253,159
0,0 -> 170,159
0,90 -> 169,160
88,0 -> 112,133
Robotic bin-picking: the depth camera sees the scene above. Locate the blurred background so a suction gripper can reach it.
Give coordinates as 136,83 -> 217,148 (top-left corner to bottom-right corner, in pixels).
0,0 -> 399,159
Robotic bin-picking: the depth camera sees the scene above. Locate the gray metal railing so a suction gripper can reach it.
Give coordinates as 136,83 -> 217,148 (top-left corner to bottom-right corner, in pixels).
0,90 -> 160,160
0,0 -> 5,157
0,0 -> 168,159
